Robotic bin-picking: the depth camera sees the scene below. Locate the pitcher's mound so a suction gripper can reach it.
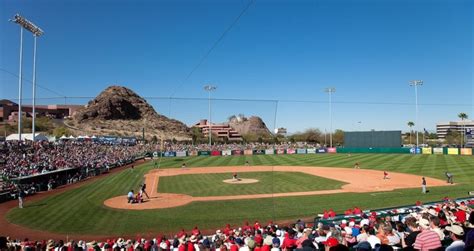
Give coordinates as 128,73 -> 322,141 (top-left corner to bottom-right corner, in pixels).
223,178 -> 259,184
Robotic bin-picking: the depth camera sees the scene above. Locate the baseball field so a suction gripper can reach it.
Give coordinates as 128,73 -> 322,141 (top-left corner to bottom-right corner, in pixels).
3,153 -> 474,239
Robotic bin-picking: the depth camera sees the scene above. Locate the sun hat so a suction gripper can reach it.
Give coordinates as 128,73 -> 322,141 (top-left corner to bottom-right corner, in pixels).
263,236 -> 273,246
428,209 -> 438,216
344,227 -> 353,235
417,218 -> 430,229
446,225 -> 464,236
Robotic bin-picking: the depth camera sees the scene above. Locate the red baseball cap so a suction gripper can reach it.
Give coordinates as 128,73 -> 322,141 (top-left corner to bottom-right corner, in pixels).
323,237 -> 339,247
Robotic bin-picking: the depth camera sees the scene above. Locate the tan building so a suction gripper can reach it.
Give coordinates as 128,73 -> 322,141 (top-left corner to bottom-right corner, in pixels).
193,119 -> 242,142
0,99 -> 83,122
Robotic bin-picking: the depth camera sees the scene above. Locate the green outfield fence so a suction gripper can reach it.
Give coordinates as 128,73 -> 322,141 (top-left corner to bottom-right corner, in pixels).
152,147 -> 474,157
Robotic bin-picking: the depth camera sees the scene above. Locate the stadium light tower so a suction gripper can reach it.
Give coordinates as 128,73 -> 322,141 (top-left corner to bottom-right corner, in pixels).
9,14 -> 44,141
204,85 -> 217,147
324,87 -> 336,148
409,80 -> 423,148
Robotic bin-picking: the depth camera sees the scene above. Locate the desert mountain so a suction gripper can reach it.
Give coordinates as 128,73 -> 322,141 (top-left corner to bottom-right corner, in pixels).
70,86 -> 190,140
228,115 -> 272,138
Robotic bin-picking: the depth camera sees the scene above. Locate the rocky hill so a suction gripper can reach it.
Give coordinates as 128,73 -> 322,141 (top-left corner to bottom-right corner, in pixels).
228,115 -> 272,138
69,86 -> 190,140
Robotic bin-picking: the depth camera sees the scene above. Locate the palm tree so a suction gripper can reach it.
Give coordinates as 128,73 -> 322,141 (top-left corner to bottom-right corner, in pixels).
407,121 -> 415,145
458,112 -> 468,147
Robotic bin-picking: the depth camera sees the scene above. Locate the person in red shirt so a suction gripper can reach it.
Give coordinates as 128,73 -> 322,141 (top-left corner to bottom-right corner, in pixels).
229,237 -> 239,251
178,238 -> 186,251
187,236 -> 196,251
383,171 -> 389,179
261,236 -> 272,251
281,231 -> 297,251
454,209 -> 467,223
353,207 -> 362,215
242,221 -> 252,232
191,226 -> 200,236
224,224 -> 232,236
254,233 -> 263,248
323,210 -> 329,219
328,209 -> 336,218
254,221 -> 262,230
177,229 -> 186,239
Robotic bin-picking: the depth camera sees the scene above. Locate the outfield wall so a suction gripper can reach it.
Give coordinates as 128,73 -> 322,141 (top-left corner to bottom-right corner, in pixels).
152,147 -> 474,157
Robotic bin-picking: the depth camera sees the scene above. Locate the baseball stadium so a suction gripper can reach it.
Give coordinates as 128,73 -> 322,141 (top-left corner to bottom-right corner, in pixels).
1,1 -> 473,251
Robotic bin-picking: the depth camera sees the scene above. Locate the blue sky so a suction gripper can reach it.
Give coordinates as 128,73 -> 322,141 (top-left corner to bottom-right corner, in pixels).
0,0 -> 472,133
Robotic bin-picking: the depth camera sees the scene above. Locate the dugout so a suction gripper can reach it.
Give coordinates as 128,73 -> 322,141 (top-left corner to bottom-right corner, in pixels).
344,130 -> 402,148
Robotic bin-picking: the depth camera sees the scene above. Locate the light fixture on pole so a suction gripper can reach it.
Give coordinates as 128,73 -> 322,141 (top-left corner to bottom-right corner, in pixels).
324,87 -> 336,148
9,14 -> 44,141
409,80 -> 423,148
204,85 -> 217,147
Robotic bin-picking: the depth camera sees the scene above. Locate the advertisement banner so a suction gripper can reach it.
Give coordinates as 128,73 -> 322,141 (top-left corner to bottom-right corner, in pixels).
222,150 -> 232,156
447,148 -> 459,155
265,149 -> 275,155
276,149 -> 285,155
307,148 -> 316,154
433,148 -> 443,155
211,151 -> 221,156
253,149 -> 265,155
176,151 -> 187,157
163,151 -> 176,157
409,147 -> 421,154
188,151 -> 198,156
232,150 -> 243,155
327,148 -> 337,153
460,148 -> 472,155
297,149 -> 306,154
244,150 -> 253,155
317,148 -> 327,153
422,148 -> 432,155
286,149 -> 296,154
198,151 -> 211,156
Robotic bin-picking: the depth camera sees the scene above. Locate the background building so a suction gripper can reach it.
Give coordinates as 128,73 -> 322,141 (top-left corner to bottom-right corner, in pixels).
0,99 -> 83,122
436,120 -> 474,139
193,119 -> 243,142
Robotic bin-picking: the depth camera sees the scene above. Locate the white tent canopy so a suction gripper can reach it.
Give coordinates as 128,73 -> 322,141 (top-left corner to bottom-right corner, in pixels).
6,133 -> 49,141
60,135 -> 68,139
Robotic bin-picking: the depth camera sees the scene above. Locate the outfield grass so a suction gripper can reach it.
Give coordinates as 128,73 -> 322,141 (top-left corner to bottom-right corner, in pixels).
6,154 -> 474,236
158,171 -> 346,196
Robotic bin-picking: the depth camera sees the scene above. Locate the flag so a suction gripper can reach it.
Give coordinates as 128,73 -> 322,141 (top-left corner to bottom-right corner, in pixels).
424,128 -> 428,134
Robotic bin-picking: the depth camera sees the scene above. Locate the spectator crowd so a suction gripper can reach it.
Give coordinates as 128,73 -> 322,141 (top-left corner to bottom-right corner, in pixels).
0,140 -> 153,180
0,199 -> 473,251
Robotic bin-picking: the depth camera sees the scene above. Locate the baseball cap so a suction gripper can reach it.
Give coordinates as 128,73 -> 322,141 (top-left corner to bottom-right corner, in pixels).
272,237 -> 280,245
322,237 -> 338,247
446,225 -> 464,236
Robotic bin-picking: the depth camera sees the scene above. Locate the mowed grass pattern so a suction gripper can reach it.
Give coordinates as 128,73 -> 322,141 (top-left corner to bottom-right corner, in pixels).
158,172 -> 346,196
6,154 -> 474,236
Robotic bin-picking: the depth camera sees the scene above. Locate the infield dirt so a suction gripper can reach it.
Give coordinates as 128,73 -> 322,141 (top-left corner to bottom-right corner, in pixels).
104,166 -> 450,210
